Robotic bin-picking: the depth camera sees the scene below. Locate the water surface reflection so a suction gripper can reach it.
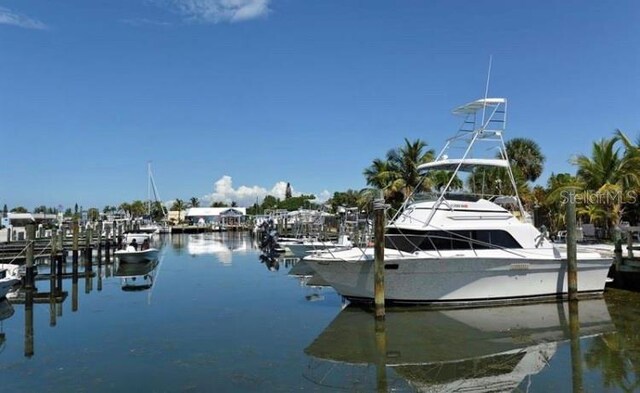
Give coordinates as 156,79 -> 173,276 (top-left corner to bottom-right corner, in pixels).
0,234 -> 638,392
304,296 -> 640,391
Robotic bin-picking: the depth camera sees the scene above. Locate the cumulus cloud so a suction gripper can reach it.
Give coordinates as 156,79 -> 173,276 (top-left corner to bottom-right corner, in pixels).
0,7 -> 47,30
155,0 -> 270,23
313,190 -> 332,204
200,175 -> 314,207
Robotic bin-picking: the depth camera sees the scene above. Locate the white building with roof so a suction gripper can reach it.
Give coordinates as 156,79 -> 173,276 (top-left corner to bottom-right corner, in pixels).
185,207 -> 247,228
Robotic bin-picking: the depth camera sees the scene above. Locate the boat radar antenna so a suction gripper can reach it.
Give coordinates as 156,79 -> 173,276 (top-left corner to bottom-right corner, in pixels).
481,55 -> 493,126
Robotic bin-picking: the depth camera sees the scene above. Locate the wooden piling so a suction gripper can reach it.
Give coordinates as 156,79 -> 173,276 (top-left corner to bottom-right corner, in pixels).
72,218 -> 79,266
85,226 -> 91,251
71,221 -> 79,312
85,270 -> 92,294
72,267 -> 78,312
565,190 -> 578,301
58,228 -> 64,254
97,221 -> 103,263
49,293 -> 57,327
25,223 -> 36,289
374,318 -> 388,392
97,259 -> 103,292
105,238 -> 111,263
85,227 -> 93,271
117,223 -> 123,249
24,289 -> 34,358
50,230 -> 58,314
568,301 -> 583,393
627,228 -> 634,259
373,193 -> 386,319
56,255 -> 63,295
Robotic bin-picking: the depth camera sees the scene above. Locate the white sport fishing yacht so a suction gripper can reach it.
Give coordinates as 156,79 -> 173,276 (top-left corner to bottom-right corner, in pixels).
304,97 -> 612,305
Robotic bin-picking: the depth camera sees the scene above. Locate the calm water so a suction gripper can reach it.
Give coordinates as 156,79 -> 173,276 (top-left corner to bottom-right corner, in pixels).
1,233 -> 639,392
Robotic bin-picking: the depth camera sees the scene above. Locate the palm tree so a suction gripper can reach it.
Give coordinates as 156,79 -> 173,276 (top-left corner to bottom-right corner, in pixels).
574,137 -> 640,191
363,158 -> 394,191
170,199 -> 186,224
544,172 -> 582,234
429,170 -> 463,192
118,202 -> 131,216
571,136 -> 640,230
189,197 -> 200,208
504,138 -> 545,182
363,138 -> 435,206
388,138 -> 435,199
171,199 -> 186,212
130,200 -> 146,217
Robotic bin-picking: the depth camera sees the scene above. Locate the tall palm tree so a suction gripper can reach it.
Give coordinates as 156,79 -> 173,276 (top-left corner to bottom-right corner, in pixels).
363,158 -> 394,191
189,197 -> 200,208
171,199 -> 186,224
573,137 -> 640,191
171,199 -> 186,212
572,136 -> 640,229
363,138 -> 434,206
544,173 -> 582,234
504,138 -> 545,182
464,138 -> 544,201
388,138 -> 435,199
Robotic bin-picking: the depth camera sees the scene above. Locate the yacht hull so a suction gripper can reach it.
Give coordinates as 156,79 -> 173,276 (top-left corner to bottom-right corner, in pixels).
305,255 -> 612,305
287,243 -> 351,258
115,248 -> 159,263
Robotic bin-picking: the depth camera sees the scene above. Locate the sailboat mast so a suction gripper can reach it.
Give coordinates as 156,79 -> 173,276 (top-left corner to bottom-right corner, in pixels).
147,161 -> 151,217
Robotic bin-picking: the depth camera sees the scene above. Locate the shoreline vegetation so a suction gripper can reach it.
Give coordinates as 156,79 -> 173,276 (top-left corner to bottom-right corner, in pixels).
3,130 -> 639,240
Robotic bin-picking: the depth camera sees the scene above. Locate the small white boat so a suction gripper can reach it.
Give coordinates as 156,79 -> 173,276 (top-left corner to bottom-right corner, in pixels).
115,259 -> 159,291
114,247 -> 160,263
124,232 -> 153,244
287,235 -> 353,258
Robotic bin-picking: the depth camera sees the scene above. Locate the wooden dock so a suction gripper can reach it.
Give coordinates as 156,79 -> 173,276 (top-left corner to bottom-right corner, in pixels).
612,226 -> 640,288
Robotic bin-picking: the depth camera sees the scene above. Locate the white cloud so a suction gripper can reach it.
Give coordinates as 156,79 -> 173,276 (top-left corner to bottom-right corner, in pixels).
121,17 -> 172,27
157,0 -> 270,23
200,175 -> 311,207
0,7 -> 47,30
313,190 -> 332,204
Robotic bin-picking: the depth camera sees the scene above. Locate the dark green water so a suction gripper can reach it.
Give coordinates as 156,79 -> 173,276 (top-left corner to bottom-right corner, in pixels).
0,233 -> 639,392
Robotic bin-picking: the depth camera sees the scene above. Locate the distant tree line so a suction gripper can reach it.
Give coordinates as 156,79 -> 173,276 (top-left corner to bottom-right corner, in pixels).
6,129 -> 638,236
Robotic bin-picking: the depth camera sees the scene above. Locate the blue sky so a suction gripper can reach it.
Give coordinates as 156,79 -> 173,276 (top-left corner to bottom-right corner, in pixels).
1,0 -> 639,210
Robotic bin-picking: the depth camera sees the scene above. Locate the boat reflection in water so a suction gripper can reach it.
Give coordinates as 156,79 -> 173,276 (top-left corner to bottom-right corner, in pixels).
287,259 -> 333,302
187,233 -> 253,265
114,260 -> 160,292
305,299 -> 613,391
0,299 -> 15,353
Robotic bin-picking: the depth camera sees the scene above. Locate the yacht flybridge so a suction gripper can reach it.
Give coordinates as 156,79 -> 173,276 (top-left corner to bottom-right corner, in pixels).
304,97 -> 612,305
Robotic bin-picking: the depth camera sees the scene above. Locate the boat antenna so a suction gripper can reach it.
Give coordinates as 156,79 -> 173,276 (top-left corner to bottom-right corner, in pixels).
481,55 -> 493,126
